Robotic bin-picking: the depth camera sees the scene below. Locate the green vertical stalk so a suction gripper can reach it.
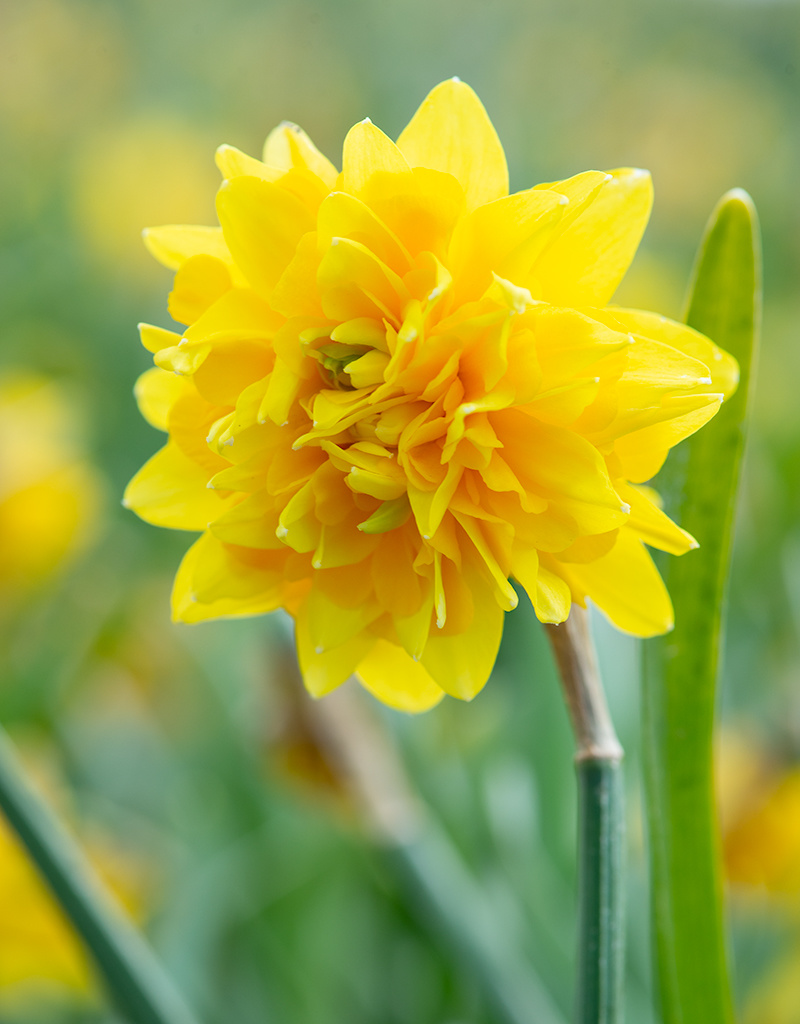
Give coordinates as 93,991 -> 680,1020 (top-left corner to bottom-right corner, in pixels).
0,725 -> 201,1024
576,761 -> 624,1024
547,606 -> 624,1024
642,189 -> 760,1024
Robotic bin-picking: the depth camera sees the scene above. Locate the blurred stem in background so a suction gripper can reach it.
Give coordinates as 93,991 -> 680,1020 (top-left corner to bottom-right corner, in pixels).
642,190 -> 760,1024
547,608 -> 624,1024
297,679 -> 567,1024
0,723 -> 201,1024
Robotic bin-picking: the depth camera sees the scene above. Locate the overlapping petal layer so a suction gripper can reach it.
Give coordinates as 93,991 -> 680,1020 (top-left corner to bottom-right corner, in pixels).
125,79 -> 738,710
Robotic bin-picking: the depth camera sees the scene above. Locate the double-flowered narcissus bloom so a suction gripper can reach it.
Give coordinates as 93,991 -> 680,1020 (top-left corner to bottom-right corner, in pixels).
125,79 -> 738,711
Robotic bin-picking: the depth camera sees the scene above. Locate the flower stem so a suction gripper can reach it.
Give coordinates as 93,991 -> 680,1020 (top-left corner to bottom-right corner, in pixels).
0,724 -> 200,1024
546,606 -> 624,1024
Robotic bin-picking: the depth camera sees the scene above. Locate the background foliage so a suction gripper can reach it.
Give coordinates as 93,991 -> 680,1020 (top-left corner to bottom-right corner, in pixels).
1,0 -> 799,1021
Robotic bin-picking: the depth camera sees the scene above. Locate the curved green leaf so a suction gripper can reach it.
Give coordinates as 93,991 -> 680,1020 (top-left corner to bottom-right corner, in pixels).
0,725 -> 201,1024
642,190 -> 761,1024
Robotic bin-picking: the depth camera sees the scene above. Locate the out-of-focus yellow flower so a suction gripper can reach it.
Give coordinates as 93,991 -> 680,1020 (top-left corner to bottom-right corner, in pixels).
125,80 -> 737,711
725,766 -> 800,896
719,738 -> 800,1024
0,815 -> 91,998
72,115 -> 219,275
0,373 -> 101,594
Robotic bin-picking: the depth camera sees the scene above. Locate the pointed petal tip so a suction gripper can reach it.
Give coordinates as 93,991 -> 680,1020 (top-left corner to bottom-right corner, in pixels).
608,166 -> 652,186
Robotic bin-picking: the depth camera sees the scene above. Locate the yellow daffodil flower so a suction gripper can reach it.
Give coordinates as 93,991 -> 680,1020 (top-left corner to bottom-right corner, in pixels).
126,79 -> 738,711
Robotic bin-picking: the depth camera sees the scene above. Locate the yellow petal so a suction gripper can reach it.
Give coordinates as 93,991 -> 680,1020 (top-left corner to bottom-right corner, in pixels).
295,602 -> 373,697
168,254 -> 232,326
496,410 -> 628,535
612,393 -> 722,482
270,232 -> 322,318
556,531 -> 618,564
183,287 -> 281,345
172,532 -> 284,623
533,170 -> 611,228
358,495 -> 412,534
346,350 -> 390,389
448,188 -> 567,302
393,591 -> 434,660
365,166 -> 466,260
123,441 -> 228,530
527,305 -> 631,386
534,563 -> 572,623
192,338 -> 273,407
318,237 -> 408,324
617,481 -> 697,555
531,168 -> 653,305
305,581 -> 381,652
420,552 -> 504,699
341,119 -> 411,199
166,389 -> 234,475
317,191 -> 412,275
273,167 -> 331,214
262,122 -> 338,188
558,529 -> 673,637
597,307 -> 739,400
357,639 -> 445,712
215,144 -> 281,181
511,547 -> 572,624
581,336 -> 717,447
210,490 -> 284,549
143,225 -> 234,271
134,367 -> 189,431
139,323 -> 182,354
396,79 -> 508,210
216,176 -> 314,300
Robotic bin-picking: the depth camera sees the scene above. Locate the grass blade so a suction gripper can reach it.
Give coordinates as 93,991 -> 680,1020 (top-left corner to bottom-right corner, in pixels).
642,190 -> 761,1024
0,724 -> 202,1024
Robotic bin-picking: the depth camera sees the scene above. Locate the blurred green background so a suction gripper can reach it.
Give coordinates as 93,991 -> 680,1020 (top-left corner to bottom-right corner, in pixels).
1,0 -> 800,1021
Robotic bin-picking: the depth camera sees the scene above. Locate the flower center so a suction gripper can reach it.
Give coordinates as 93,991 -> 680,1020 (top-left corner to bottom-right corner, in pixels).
312,342 -> 369,391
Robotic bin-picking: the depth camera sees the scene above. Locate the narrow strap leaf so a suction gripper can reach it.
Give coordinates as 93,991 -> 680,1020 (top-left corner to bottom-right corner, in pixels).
0,725 -> 201,1024
642,190 -> 761,1024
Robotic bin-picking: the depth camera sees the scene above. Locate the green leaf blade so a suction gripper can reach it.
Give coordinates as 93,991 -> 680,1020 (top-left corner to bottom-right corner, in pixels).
642,190 -> 761,1024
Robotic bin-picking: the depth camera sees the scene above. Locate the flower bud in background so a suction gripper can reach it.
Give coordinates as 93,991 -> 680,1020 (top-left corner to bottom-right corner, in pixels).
0,374 -> 102,601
